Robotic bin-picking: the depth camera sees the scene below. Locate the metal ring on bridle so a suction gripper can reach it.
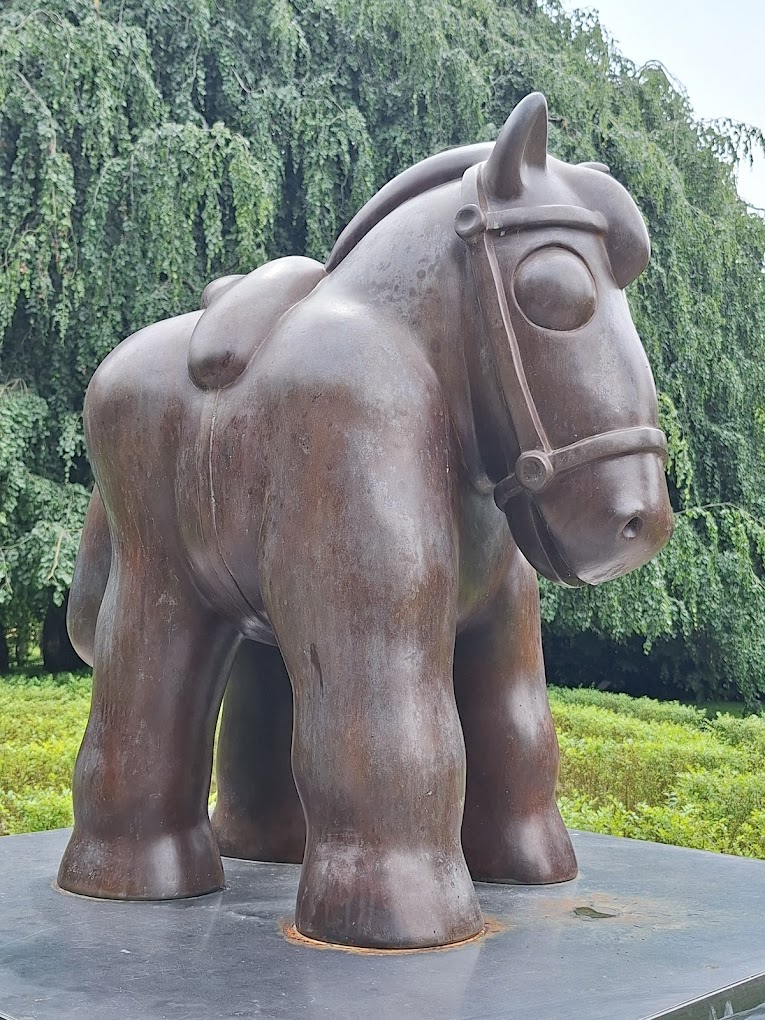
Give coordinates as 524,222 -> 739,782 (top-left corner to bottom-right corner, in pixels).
454,204 -> 486,240
514,451 -> 554,493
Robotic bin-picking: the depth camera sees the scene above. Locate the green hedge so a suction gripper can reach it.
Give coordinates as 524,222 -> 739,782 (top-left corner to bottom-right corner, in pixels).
0,672 -> 90,834
551,687 -> 765,857
2,674 -> 765,860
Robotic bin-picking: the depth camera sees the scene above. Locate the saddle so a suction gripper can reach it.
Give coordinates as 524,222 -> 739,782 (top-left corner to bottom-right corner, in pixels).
188,256 -> 327,389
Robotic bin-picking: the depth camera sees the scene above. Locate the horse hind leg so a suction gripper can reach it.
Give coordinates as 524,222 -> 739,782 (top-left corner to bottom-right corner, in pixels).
67,486 -> 112,667
58,527 -> 241,900
212,640 -> 306,863
70,494 -> 308,866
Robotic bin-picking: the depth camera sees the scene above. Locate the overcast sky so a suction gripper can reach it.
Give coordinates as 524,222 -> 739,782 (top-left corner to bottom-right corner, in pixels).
559,0 -> 765,211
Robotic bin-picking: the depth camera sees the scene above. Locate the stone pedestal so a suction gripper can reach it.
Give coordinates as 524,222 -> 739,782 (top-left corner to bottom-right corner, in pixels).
2,828 -> 765,1019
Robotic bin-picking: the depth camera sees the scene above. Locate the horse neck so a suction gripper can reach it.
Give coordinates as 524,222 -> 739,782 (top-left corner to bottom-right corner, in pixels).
329,182 -> 512,491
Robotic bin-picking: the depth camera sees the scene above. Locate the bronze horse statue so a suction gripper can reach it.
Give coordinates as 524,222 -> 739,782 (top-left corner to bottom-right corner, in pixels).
59,93 -> 673,949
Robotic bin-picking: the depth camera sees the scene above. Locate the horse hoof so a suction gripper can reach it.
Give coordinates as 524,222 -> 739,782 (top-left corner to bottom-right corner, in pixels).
211,804 -> 305,864
294,841 -> 484,949
56,821 -> 224,899
464,805 -> 578,885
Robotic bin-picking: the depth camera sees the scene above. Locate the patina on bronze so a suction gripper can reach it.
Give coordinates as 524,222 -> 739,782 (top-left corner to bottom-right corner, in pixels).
59,93 -> 673,950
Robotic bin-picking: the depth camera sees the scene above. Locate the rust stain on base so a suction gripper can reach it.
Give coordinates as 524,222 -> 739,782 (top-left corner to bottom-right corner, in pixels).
280,916 -> 505,954
531,891 -> 691,931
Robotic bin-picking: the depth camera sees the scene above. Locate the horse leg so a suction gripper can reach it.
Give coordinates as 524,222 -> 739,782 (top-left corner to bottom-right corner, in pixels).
260,398 -> 482,949
66,486 -> 111,667
454,547 -> 577,884
267,567 -> 482,949
58,538 -> 239,899
212,640 -> 305,863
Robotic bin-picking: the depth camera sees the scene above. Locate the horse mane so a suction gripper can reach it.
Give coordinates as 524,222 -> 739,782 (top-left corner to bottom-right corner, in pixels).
325,141 -> 495,272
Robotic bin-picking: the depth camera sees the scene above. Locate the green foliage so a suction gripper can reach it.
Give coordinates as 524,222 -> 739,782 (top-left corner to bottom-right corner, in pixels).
550,684 -> 709,727
0,671 -> 90,834
0,384 -> 89,658
4,674 -> 765,863
551,687 -> 765,857
1,0 -> 764,701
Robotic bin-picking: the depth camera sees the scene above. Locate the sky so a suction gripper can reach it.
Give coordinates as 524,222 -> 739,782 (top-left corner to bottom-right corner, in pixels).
559,0 -> 765,211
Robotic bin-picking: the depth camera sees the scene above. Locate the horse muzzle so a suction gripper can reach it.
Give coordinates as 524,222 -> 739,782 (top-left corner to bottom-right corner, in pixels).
498,439 -> 674,587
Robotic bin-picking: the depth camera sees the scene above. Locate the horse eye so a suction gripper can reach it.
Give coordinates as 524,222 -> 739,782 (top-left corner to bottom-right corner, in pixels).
512,247 -> 597,332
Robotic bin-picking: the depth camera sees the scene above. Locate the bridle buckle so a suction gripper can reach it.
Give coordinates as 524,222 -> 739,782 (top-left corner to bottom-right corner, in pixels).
515,451 -> 554,493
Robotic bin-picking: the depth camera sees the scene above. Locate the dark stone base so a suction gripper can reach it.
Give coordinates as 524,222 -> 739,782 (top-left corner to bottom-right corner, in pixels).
2,828 -> 765,1019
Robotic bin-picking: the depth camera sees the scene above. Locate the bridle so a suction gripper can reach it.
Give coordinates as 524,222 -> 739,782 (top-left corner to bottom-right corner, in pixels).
454,162 -> 668,516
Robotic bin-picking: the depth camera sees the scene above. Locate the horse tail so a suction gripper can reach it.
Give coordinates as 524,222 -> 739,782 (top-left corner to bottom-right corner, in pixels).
67,486 -> 112,668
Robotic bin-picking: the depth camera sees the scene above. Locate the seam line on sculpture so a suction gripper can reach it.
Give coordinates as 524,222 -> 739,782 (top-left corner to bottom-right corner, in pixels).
207,390 -> 260,619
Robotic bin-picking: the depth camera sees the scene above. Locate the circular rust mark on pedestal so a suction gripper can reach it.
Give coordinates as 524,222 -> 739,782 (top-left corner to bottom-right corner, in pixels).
279,916 -> 505,954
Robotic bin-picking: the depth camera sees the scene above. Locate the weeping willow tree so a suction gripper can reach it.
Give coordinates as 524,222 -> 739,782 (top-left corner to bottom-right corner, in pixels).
1,0 -> 764,698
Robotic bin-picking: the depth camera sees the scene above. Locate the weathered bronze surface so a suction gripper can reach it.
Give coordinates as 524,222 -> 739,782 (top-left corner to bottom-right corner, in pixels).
60,93 -> 673,949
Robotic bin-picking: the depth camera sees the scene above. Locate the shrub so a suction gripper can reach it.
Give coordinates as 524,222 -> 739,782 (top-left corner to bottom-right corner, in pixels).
551,687 -> 765,858
0,672 -> 89,835
549,685 -> 708,728
3,674 -> 765,862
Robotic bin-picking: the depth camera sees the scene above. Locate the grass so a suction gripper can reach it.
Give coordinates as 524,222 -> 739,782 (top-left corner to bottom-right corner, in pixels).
2,672 -> 765,860
0,672 -> 91,835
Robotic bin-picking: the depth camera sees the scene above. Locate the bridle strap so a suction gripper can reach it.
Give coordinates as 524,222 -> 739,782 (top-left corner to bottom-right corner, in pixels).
455,162 -> 668,515
493,427 -> 669,510
457,163 -> 550,456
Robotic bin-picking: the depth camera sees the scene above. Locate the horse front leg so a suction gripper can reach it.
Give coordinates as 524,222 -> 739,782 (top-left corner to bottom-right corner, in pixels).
455,546 -> 577,884
267,555 -> 481,949
58,540 -> 240,899
259,394 -> 482,949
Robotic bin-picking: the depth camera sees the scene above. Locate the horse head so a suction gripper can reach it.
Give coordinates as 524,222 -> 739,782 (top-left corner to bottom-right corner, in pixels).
456,93 -> 673,585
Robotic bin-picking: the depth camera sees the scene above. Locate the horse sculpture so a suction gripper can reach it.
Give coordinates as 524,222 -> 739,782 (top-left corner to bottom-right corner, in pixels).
59,92 -> 673,950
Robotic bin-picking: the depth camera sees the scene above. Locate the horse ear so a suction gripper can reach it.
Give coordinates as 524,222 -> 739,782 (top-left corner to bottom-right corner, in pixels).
483,92 -> 548,200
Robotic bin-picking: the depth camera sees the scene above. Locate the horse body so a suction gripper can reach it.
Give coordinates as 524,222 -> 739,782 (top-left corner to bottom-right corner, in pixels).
60,94 -> 672,950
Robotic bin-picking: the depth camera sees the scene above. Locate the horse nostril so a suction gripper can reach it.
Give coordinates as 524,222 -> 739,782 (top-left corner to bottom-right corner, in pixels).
622,516 -> 643,540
